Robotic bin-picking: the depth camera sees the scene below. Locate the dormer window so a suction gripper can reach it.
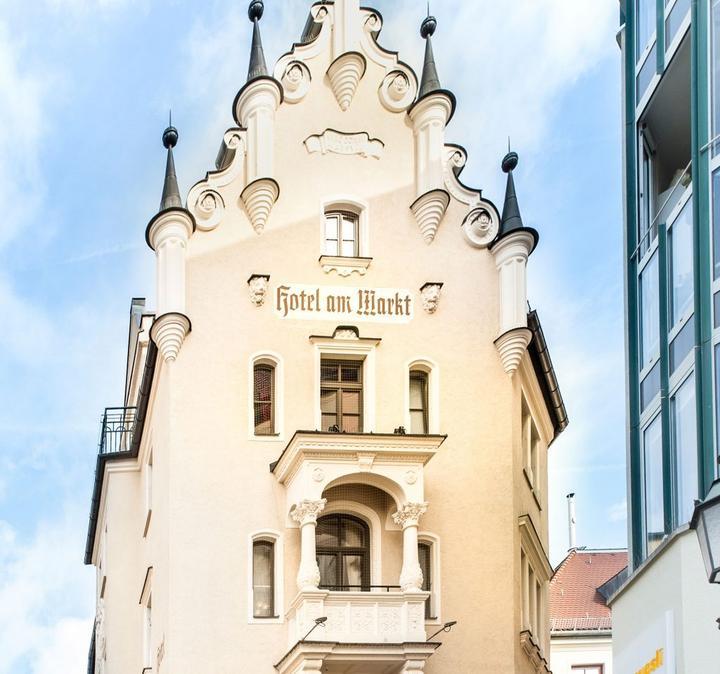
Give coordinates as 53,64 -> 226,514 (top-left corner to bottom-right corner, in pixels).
324,210 -> 359,257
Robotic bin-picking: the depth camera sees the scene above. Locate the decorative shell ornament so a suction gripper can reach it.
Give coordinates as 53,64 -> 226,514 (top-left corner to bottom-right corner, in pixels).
410,189 -> 450,244
240,178 -> 280,234
327,52 -> 367,111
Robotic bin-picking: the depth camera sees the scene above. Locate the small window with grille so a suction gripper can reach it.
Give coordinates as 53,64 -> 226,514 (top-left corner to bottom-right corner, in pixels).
252,539 -> 275,618
409,370 -> 429,434
320,359 -> 363,432
324,211 -> 360,257
253,364 -> 275,435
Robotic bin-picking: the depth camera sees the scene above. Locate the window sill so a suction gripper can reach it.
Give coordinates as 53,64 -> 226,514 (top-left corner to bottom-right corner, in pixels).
248,616 -> 283,625
250,433 -> 283,443
319,255 -> 372,277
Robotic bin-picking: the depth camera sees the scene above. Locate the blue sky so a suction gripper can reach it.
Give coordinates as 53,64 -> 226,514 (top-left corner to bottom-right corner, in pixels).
0,1 -> 624,670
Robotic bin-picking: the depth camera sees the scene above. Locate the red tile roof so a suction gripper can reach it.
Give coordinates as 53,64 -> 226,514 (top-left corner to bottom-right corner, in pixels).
549,549 -> 628,632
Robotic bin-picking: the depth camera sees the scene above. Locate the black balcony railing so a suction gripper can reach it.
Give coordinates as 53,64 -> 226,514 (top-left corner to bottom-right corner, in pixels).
318,584 -> 402,592
98,407 -> 137,455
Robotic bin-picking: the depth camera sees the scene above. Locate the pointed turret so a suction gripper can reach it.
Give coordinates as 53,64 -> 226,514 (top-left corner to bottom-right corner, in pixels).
145,121 -> 196,364
410,12 -> 455,120
160,124 -> 182,211
418,15 -> 441,99
247,0 -> 269,82
494,151 -> 538,252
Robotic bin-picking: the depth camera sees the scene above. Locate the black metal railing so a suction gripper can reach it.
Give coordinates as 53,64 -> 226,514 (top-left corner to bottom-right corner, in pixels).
98,407 -> 137,455
319,584 -> 402,592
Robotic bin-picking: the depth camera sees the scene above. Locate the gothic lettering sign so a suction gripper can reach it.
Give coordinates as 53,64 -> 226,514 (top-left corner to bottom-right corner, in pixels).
274,283 -> 413,323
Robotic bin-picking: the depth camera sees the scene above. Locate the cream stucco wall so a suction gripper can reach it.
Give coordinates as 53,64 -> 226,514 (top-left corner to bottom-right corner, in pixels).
551,635 -> 613,674
89,3 -> 558,673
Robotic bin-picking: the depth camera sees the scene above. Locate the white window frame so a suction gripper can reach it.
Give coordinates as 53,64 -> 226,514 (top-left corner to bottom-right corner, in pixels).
418,532 -> 441,625
248,352 -> 284,442
518,516 -> 551,658
140,568 -> 153,671
143,449 -> 153,537
319,196 -> 372,276
521,395 -> 541,501
248,530 -> 284,624
312,338 -> 377,433
405,358 -> 440,434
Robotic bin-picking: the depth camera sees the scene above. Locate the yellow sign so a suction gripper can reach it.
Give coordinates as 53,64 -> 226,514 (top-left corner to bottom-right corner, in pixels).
636,648 -> 664,674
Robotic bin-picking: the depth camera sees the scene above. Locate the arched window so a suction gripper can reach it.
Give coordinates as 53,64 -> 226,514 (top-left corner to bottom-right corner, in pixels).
324,210 -> 359,257
252,539 -> 275,618
409,370 -> 429,434
418,541 -> 433,618
316,514 -> 370,591
253,363 -> 275,435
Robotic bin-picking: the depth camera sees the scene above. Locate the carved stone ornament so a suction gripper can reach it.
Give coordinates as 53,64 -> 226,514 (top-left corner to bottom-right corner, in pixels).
420,282 -> 443,314
193,189 -> 225,232
410,189 -> 450,244
400,562 -> 425,594
247,274 -> 270,307
240,177 -> 280,234
494,326 -> 533,377
462,206 -> 499,248
291,498 -> 327,526
151,312 -> 191,363
304,130 -> 384,159
312,467 -> 325,483
327,51 -> 366,111
281,60 -> 311,104
392,502 -> 428,529
379,69 -> 416,112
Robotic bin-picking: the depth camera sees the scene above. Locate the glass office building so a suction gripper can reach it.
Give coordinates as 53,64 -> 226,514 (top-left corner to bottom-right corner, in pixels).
611,2 -> 720,671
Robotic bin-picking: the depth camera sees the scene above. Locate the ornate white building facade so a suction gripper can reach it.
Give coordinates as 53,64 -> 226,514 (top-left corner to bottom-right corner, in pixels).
84,2 -> 567,672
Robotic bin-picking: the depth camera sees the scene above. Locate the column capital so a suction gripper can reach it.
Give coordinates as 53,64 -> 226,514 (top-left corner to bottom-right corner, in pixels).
392,502 -> 428,529
291,498 -> 327,526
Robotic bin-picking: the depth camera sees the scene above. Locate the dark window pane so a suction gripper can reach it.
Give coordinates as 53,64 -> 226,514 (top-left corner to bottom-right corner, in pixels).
636,0 -> 656,60
672,373 -> 698,524
316,519 -> 339,548
716,344 -> 720,459
714,292 -> 720,329
665,0 -> 689,50
341,519 -> 365,548
321,389 -> 338,413
341,363 -> 361,382
640,252 -> 660,369
253,541 -> 274,618
342,415 -> 361,433
320,360 -> 363,432
253,365 -> 274,435
669,315 -> 695,374
669,198 -> 693,326
713,4 -> 720,157
641,361 -> 661,411
342,391 -> 360,414
713,171 -> 720,278
409,371 -> 429,434
321,363 -> 339,382
318,554 -> 338,587
643,415 -> 664,556
342,555 -> 364,587
316,515 -> 369,590
419,542 -> 432,618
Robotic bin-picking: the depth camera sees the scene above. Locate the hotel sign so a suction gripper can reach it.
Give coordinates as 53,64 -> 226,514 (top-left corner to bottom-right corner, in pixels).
274,283 -> 414,323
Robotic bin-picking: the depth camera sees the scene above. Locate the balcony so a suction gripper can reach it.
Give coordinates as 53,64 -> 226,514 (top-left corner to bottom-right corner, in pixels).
98,407 -> 137,455
287,587 -> 430,645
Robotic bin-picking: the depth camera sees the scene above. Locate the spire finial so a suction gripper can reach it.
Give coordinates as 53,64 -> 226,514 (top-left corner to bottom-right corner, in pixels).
418,13 -> 441,98
160,119 -> 181,211
420,12 -> 437,39
246,0 -> 269,82
502,149 -> 519,174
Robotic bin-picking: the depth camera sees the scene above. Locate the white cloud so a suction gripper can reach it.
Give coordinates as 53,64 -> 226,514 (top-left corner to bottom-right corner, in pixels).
0,507 -> 94,674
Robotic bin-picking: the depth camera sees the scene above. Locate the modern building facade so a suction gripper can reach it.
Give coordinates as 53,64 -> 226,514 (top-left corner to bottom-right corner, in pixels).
612,0 -> 720,671
84,2 -> 568,672
549,548 -> 628,674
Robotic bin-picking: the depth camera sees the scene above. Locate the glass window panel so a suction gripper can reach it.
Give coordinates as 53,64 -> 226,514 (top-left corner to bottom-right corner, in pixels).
636,0 -> 656,60
713,171 -> 720,277
254,403 -> 273,435
342,215 -> 356,240
716,344 -> 720,458
636,43 -> 657,102
342,555 -> 364,587
253,366 -> 274,435
713,1 -> 720,157
638,137 -> 655,258
341,363 -> 361,382
641,361 -> 661,412
254,366 -> 272,402
665,0 -> 690,50
419,542 -> 433,618
322,414 -> 338,431
253,541 -> 274,618
342,390 -> 360,414
316,519 -> 339,548
325,215 -> 339,238
342,415 -> 361,433
714,292 -> 720,329
341,519 -> 365,548
672,373 -> 698,524
643,415 -> 665,555
321,389 -> 337,413
318,554 -> 338,588
640,252 -> 660,368
669,199 -> 693,326
325,238 -> 339,256
410,410 -> 426,434
409,375 -> 425,408
340,239 -> 355,257
321,362 -> 339,382
669,315 -> 694,374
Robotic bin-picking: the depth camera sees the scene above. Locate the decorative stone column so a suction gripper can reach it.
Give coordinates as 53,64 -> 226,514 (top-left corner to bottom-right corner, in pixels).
393,502 -> 428,592
291,499 -> 327,591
